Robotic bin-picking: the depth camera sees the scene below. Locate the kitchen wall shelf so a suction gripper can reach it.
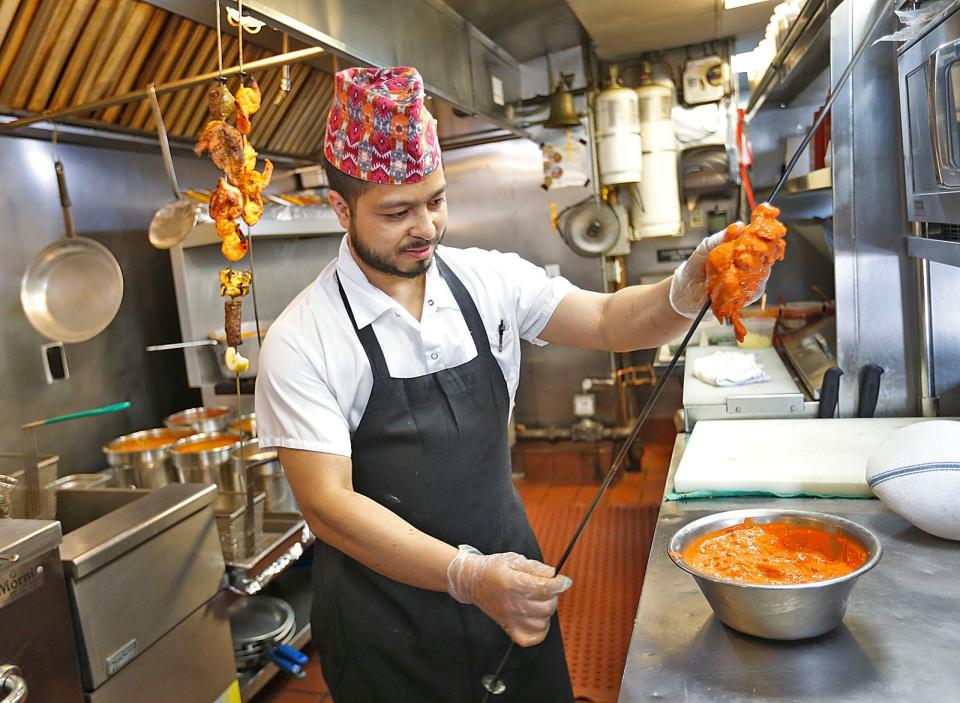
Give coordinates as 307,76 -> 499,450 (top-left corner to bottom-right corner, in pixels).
906,236 -> 960,268
182,214 -> 344,249
758,167 -> 832,198
746,0 -> 834,117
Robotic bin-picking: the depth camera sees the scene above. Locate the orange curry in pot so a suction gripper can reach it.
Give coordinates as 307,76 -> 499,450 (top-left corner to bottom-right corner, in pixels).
677,518 -> 868,585
111,430 -> 193,452
173,436 -> 239,453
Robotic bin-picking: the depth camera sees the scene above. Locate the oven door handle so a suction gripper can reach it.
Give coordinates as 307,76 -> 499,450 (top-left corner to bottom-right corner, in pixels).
0,665 -> 27,703
928,38 -> 960,187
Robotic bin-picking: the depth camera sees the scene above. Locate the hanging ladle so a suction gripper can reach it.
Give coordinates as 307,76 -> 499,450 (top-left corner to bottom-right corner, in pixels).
147,84 -> 202,249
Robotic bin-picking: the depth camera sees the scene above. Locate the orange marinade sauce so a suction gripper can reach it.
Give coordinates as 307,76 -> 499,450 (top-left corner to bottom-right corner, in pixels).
173,436 -> 239,453
111,430 -> 193,452
679,518 -> 868,585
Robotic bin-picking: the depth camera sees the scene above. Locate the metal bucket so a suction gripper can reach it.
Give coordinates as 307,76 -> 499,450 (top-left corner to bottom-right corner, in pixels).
164,406 -> 233,434
233,440 -> 300,515
171,432 -> 244,491
103,427 -> 195,488
228,413 -> 257,437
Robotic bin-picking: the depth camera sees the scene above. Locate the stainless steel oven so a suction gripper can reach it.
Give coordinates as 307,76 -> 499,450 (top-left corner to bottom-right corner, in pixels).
898,5 -> 960,224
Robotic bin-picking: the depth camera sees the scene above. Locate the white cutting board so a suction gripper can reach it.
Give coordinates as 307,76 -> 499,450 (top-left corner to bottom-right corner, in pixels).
674,417 -> 933,496
683,346 -> 800,407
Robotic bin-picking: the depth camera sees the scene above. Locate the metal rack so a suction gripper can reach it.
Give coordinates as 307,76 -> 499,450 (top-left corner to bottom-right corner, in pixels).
906,236 -> 960,269
746,0 -> 834,117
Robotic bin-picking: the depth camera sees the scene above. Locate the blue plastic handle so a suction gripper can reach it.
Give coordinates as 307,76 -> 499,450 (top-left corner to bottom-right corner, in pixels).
274,643 -> 308,666
269,650 -> 305,678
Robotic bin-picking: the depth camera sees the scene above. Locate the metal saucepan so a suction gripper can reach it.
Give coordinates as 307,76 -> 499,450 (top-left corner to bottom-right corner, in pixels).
147,84 -> 202,249
20,160 -> 124,343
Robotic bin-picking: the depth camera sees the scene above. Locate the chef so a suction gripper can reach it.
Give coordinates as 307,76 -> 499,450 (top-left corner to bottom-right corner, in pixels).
256,66 -> 745,702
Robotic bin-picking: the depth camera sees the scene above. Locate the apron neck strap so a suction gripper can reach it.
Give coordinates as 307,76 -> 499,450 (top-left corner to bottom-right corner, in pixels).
335,254 -> 496,380
433,255 -> 495,361
336,273 -> 391,379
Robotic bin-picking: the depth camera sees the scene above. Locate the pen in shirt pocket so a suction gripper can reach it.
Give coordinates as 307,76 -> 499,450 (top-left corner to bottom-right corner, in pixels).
496,319 -> 509,352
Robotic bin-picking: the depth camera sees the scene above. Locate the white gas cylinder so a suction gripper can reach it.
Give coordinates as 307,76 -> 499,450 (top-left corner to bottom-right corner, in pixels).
594,87 -> 642,186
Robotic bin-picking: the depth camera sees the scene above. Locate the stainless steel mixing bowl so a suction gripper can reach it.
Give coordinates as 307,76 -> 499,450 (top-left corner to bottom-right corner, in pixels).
668,509 -> 882,640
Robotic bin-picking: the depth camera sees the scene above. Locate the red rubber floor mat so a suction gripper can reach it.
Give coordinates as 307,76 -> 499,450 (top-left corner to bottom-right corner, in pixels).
525,504 -> 659,703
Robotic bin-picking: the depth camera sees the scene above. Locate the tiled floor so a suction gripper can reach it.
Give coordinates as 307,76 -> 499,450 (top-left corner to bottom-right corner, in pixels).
254,433 -> 674,703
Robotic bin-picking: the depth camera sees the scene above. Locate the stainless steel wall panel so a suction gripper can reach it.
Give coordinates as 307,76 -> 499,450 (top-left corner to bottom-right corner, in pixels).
929,261 -> 960,414
830,0 -> 917,416
0,136 -> 206,473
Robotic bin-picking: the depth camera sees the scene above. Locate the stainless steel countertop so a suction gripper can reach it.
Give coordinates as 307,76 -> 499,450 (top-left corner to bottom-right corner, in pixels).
618,434 -> 960,703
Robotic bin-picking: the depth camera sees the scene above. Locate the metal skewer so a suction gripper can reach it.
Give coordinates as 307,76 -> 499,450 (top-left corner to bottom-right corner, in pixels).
479,4 -> 892,699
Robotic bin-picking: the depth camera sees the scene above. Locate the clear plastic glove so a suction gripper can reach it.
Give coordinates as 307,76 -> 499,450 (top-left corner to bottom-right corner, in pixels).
668,228 -> 731,319
446,545 -> 572,647
669,225 -> 773,319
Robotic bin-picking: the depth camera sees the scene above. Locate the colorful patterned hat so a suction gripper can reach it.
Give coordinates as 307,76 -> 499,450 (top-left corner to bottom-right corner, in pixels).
323,66 -> 441,185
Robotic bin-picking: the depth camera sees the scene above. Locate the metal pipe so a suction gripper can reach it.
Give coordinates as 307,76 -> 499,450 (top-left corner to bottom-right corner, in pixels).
0,47 -> 325,132
913,221 -> 939,417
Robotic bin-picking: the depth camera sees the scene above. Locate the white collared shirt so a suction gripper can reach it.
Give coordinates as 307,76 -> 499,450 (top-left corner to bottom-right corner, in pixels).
255,235 -> 576,457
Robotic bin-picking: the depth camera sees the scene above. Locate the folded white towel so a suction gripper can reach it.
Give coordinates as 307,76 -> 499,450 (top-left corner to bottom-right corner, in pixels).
692,350 -> 770,387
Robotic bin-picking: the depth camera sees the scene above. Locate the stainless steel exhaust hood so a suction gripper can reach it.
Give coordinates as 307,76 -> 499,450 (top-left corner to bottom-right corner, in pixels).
145,0 -> 527,137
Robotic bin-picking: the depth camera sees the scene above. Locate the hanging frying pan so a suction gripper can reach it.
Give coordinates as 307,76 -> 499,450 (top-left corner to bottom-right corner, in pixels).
20,160 -> 124,343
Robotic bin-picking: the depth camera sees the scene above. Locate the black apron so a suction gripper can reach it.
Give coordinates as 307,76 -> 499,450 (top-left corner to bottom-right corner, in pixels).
312,255 -> 573,703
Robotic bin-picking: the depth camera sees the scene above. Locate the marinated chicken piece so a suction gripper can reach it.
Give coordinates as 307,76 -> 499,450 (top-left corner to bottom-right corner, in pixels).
236,76 -> 261,115
216,217 -> 240,240
239,159 -> 273,226
706,202 -> 786,342
242,198 -> 263,227
207,82 -> 236,121
224,299 -> 243,347
224,346 -> 249,374
209,178 -> 243,221
219,267 -> 252,298
221,229 -> 249,262
235,77 -> 261,135
242,137 -> 258,172
194,120 -> 244,183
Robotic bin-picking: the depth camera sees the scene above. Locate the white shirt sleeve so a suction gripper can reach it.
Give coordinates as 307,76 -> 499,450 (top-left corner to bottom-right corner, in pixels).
254,326 -> 353,457
480,249 -> 576,346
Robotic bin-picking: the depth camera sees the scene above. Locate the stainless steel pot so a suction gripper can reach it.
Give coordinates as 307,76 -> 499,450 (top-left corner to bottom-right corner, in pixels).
164,406 -> 233,433
233,439 -> 300,514
228,413 -> 258,437
103,427 -> 196,488
668,509 -> 882,640
171,432 -> 243,491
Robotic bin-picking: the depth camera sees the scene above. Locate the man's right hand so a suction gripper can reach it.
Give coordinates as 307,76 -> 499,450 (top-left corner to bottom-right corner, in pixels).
446,545 -> 572,647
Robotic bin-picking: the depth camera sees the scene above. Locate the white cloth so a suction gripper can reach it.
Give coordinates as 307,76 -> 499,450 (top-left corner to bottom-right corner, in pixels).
691,350 -> 769,387
255,235 -> 577,457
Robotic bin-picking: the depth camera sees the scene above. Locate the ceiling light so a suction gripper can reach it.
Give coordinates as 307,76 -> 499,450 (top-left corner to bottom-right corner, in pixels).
724,0 -> 769,8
